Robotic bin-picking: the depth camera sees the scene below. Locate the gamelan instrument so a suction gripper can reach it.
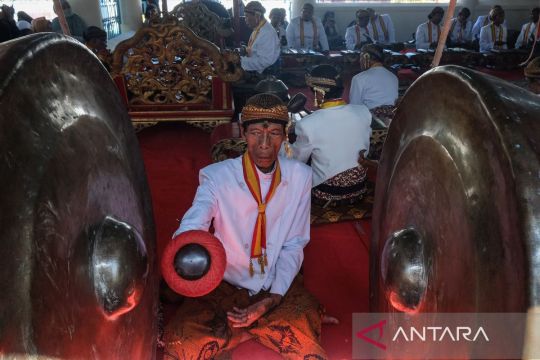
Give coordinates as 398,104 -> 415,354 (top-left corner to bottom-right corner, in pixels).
0,33 -> 158,358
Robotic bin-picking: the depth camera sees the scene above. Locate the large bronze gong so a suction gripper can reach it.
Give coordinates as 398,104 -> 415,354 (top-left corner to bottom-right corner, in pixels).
0,34 -> 158,358
370,65 -> 540,314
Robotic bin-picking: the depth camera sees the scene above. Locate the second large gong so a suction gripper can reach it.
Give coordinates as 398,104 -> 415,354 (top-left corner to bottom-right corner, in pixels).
370,65 -> 540,314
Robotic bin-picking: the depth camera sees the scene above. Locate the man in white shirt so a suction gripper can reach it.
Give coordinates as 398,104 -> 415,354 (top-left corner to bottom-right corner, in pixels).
241,1 -> 280,73
290,65 -> 372,205
415,6 -> 444,50
345,9 -> 372,50
349,44 -> 398,121
448,7 -> 473,47
269,7 -> 287,46
286,3 -> 329,52
164,93 -> 327,359
367,8 -> 395,44
479,6 -> 507,53
471,5 -> 507,41
515,7 -> 539,49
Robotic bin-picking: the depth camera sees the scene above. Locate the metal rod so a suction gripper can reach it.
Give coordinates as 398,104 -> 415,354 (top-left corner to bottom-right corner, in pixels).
431,0 -> 457,68
52,0 -> 71,36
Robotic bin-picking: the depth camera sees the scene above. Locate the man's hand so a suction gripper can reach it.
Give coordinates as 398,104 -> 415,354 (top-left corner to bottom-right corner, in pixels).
227,293 -> 282,328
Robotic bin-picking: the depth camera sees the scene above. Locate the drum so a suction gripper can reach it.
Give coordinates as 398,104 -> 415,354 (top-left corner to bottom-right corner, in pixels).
371,65 -> 540,314
0,34 -> 158,358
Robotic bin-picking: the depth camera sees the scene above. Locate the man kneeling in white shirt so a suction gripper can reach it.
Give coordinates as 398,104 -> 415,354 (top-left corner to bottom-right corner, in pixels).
349,44 -> 398,125
241,1 -> 280,74
164,93 -> 328,359
479,6 -> 507,53
415,6 -> 444,50
289,65 -> 372,206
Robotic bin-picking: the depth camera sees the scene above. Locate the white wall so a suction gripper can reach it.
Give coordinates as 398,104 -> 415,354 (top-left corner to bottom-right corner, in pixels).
288,0 -> 537,42
70,0 -> 102,28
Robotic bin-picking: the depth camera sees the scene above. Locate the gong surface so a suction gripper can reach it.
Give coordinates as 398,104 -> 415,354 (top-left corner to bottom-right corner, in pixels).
370,65 -> 540,314
0,34 -> 158,358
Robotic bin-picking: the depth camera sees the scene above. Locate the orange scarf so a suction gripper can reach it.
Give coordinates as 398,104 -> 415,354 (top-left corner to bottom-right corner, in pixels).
490,23 -> 504,48
523,22 -> 537,46
355,25 -> 367,46
320,98 -> 346,109
300,18 -> 318,48
247,19 -> 266,56
371,16 -> 389,42
242,151 -> 281,277
427,21 -> 441,44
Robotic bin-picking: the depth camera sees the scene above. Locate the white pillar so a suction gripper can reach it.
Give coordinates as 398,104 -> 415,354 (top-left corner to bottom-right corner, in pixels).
120,0 -> 143,33
69,0 -> 102,28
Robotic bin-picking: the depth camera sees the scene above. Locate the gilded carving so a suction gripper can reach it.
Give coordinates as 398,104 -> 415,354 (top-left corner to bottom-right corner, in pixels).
111,18 -> 242,106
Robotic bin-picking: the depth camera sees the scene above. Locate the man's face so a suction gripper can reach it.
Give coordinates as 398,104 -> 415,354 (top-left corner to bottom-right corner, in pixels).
531,9 -> 539,24
243,122 -> 285,171
367,8 -> 376,21
302,5 -> 313,21
492,12 -> 505,26
244,11 -> 259,29
431,11 -> 444,25
88,37 -> 107,51
270,12 -> 280,26
458,11 -> 469,23
357,11 -> 370,28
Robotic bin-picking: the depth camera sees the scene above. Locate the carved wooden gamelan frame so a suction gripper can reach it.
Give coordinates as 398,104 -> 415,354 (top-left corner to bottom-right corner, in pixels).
111,17 -> 243,130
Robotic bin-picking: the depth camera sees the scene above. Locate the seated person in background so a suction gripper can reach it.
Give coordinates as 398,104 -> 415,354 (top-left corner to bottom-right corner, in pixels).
0,4 -> 20,43
279,8 -> 288,28
17,18 -> 32,36
323,11 -> 343,50
83,26 -> 111,70
472,5 -> 506,42
289,65 -> 372,206
286,3 -> 329,52
367,8 -> 395,44
241,1 -> 280,74
52,0 -> 86,42
17,11 -> 33,36
479,6 -> 507,53
349,44 -> 398,125
269,8 -> 287,46
164,93 -> 327,360
525,57 -> 540,94
415,6 -> 444,50
515,7 -> 539,49
345,9 -> 372,50
31,17 -> 52,33
448,7 -> 473,47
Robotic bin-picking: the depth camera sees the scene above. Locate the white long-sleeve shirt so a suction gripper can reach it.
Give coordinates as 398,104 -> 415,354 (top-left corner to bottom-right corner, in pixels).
368,14 -> 395,44
344,25 -> 372,50
515,21 -> 537,48
479,23 -> 507,53
174,156 -> 312,296
449,18 -> 473,44
349,66 -> 398,110
286,16 -> 329,51
415,21 -> 441,50
241,20 -> 280,73
290,104 -> 372,186
472,15 -> 507,40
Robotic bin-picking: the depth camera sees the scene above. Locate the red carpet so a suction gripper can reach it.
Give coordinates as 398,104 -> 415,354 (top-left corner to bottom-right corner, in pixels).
137,123 -> 370,359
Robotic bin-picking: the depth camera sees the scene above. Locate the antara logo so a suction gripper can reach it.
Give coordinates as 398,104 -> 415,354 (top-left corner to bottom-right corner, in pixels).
356,320 -> 387,350
356,320 -> 490,350
392,326 -> 490,342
